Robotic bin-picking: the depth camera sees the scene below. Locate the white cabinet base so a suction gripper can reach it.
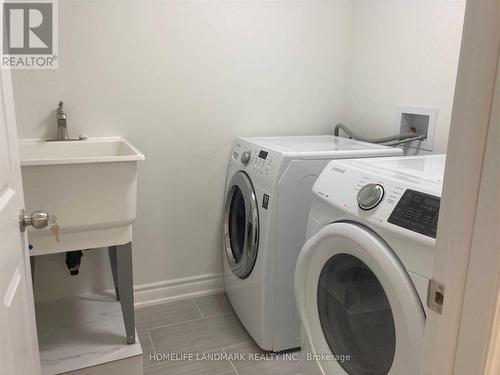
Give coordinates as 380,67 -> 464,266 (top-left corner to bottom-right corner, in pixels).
35,293 -> 143,375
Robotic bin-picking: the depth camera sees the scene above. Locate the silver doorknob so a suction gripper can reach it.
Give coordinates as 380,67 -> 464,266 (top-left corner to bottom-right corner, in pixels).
19,209 -> 56,232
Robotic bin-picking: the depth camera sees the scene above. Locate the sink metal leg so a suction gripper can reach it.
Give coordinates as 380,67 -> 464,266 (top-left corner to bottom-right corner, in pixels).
108,246 -> 120,300
111,242 -> 136,345
30,257 -> 35,288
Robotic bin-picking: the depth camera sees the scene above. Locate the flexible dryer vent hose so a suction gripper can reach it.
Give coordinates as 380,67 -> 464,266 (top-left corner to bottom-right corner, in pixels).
333,123 -> 423,144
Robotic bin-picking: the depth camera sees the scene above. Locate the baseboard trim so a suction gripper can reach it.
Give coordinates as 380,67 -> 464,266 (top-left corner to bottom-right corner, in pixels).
133,273 -> 225,308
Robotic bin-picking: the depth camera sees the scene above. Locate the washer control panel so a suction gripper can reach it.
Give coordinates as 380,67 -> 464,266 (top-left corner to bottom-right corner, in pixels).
240,151 -> 251,165
250,149 -> 274,176
387,189 -> 441,238
230,139 -> 285,194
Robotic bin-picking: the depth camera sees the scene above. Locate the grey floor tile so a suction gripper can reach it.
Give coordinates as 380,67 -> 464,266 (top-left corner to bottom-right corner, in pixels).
144,350 -> 237,375
224,341 -> 321,375
138,297 -> 320,374
149,313 -> 251,355
135,300 -> 202,330
194,294 -> 233,317
138,330 -> 158,368
144,357 -> 236,375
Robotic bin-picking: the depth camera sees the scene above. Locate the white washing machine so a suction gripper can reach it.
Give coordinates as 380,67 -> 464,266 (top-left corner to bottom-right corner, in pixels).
223,136 -> 402,352
295,154 -> 446,374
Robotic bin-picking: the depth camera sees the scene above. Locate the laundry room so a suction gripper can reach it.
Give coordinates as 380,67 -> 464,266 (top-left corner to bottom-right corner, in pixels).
1,1 -> 498,375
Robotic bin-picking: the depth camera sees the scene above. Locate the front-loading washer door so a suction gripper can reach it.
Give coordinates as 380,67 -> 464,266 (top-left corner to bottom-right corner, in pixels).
295,222 -> 425,375
224,171 -> 259,279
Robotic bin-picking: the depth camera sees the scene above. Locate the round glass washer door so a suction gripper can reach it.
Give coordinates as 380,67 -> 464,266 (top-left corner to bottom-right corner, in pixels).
224,171 -> 259,279
318,253 -> 395,374
295,222 -> 425,375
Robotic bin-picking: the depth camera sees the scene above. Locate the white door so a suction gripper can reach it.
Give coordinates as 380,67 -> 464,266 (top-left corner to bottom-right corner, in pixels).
295,222 -> 425,375
419,1 -> 500,374
0,69 -> 41,373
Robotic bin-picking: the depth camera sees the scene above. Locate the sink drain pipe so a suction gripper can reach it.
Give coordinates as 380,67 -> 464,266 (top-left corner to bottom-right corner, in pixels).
65,250 -> 83,275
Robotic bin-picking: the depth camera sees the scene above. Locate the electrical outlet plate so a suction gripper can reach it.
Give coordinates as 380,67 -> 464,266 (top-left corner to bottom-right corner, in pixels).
395,106 -> 437,152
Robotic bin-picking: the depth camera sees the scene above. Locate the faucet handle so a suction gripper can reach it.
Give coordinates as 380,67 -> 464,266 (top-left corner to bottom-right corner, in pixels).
57,101 -> 66,118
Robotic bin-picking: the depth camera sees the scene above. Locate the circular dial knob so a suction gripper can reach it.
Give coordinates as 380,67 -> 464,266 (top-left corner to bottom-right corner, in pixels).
240,151 -> 251,165
357,183 -> 384,210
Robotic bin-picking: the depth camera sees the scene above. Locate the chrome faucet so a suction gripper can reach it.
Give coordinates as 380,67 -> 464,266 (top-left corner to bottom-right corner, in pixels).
56,101 -> 69,140
47,101 -> 80,141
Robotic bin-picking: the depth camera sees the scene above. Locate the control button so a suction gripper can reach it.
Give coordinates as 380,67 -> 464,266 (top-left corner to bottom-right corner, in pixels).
240,151 -> 251,165
357,183 -> 384,210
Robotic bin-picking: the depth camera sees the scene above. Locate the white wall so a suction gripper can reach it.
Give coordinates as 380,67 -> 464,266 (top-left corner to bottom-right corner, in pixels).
13,0 -> 352,301
13,1 -> 465,302
343,0 -> 466,154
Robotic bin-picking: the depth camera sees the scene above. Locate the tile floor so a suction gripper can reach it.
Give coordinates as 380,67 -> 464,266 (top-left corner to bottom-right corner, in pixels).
136,293 -> 320,375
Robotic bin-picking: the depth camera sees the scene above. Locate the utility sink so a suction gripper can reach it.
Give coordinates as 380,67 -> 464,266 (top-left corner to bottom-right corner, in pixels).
19,137 -> 145,256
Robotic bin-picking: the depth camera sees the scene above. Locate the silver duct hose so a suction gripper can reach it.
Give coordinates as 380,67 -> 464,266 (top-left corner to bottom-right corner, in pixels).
333,123 -> 425,145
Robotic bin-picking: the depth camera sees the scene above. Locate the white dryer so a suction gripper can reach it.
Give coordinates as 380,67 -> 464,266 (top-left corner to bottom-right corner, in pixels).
223,136 -> 402,352
295,155 -> 446,374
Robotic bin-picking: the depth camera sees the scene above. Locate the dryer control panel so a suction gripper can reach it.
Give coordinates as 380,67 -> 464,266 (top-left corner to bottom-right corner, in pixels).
387,189 -> 441,239
310,155 -> 444,243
